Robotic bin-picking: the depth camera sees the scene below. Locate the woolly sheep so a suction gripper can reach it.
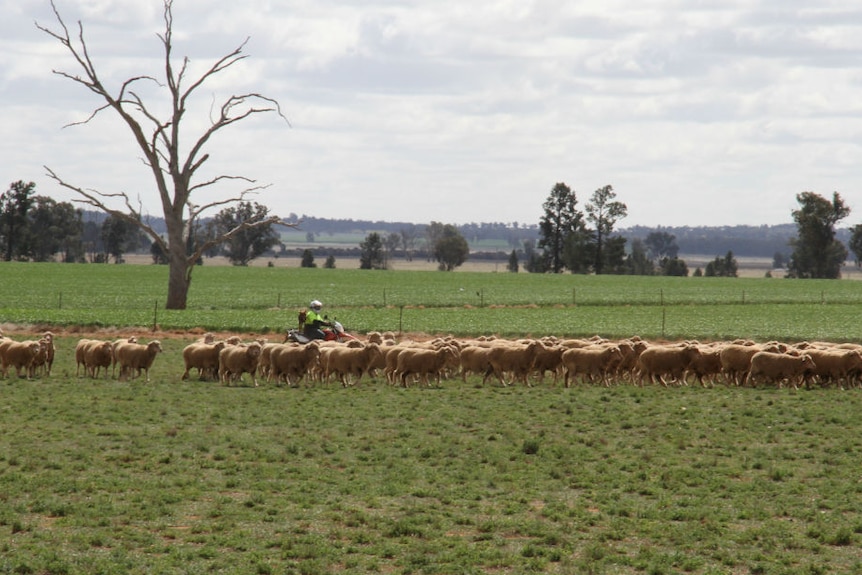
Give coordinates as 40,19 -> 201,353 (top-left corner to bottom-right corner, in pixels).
718,343 -> 780,386
485,340 -> 544,386
394,345 -> 460,387
321,343 -> 383,386
798,348 -> 862,388
636,344 -> 701,387
83,339 -> 115,379
181,341 -> 227,381
561,345 -> 624,387
458,345 -> 496,384
0,339 -> 42,378
530,342 -> 566,386
218,342 -> 262,386
745,351 -> 816,389
269,342 -> 321,386
111,336 -> 139,377
115,340 -> 163,382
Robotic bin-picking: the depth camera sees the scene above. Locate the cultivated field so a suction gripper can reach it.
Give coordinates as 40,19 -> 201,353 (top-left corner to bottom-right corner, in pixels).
2,262 -> 862,574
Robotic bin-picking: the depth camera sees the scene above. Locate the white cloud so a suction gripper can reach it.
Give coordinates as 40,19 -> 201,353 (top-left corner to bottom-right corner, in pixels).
3,0 -> 862,227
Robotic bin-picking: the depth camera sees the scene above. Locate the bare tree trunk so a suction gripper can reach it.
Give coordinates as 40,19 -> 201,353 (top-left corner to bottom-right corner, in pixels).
166,260 -> 191,310
165,213 -> 190,310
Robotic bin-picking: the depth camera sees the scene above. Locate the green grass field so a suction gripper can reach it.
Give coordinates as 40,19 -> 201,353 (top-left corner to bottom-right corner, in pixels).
2,262 -> 862,574
2,261 -> 862,341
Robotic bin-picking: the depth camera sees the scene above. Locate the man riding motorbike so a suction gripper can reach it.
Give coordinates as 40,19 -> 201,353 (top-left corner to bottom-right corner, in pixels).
303,300 -> 333,341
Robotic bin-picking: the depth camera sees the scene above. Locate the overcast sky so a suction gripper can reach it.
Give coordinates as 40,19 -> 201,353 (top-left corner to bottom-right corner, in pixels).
3,1 -> 862,228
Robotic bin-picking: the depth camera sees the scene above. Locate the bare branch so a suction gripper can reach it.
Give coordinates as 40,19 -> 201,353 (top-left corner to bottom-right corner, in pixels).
180,39 -> 250,105
43,166 -> 165,246
188,175 -> 263,195
189,215 -> 297,267
187,183 -> 270,222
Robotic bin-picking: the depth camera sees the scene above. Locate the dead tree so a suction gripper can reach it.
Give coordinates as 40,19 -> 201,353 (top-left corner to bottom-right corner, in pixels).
37,0 -> 293,309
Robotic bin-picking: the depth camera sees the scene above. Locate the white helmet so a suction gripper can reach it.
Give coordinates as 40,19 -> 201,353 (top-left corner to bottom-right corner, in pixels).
310,300 -> 322,311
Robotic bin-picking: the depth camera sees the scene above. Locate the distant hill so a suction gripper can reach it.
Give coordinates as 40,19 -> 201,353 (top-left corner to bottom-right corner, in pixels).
82,210 -> 825,260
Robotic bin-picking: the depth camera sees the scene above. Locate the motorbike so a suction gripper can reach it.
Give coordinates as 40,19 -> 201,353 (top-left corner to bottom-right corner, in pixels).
285,319 -> 358,344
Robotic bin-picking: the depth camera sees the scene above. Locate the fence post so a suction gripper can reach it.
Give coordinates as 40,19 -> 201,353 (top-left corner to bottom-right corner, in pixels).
662,307 -> 666,339
152,300 -> 158,332
58,291 -> 62,310
399,305 -> 404,336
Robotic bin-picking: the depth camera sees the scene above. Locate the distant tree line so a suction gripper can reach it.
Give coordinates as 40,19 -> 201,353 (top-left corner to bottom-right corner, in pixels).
5,179 -> 862,279
530,183 -> 862,279
0,181 -> 279,266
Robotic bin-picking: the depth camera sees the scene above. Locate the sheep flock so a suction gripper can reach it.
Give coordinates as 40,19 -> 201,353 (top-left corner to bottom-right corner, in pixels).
3,327 -> 862,390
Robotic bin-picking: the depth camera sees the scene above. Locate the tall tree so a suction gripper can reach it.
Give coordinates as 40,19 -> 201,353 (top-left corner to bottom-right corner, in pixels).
506,249 -> 519,273
399,226 -> 419,262
38,1 -> 292,308
520,239 -> 544,273
359,232 -> 386,270
538,182 -> 585,273
300,249 -> 317,268
585,185 -> 627,274
787,191 -> 849,279
27,195 -> 83,262
600,235 -> 628,274
432,224 -> 469,271
849,224 -> 862,268
210,201 -> 281,266
101,215 -> 143,263
705,251 -> 739,277
643,231 -> 679,263
0,181 -> 36,261
624,238 -> 655,275
384,232 -> 401,268
660,257 -> 689,277
562,228 -> 595,274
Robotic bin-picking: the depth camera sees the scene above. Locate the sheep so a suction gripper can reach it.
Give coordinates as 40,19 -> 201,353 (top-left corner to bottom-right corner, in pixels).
799,348 -> 862,388
394,345 -> 460,387
745,351 -> 816,389
0,339 -> 42,378
636,344 -> 701,386
484,340 -> 543,386
382,345 -> 408,384
111,336 -> 139,377
256,341 -> 279,380
530,342 -> 566,386
718,342 -> 781,386
37,331 -> 56,376
459,345 -> 497,383
614,338 -> 649,382
75,338 -> 96,376
269,342 -> 321,386
83,339 -> 115,379
115,340 -> 163,382
181,341 -> 227,381
685,344 -> 724,387
27,337 -> 52,378
321,343 -> 383,386
218,341 -> 262,386
561,345 -> 624,387
366,331 -> 384,345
